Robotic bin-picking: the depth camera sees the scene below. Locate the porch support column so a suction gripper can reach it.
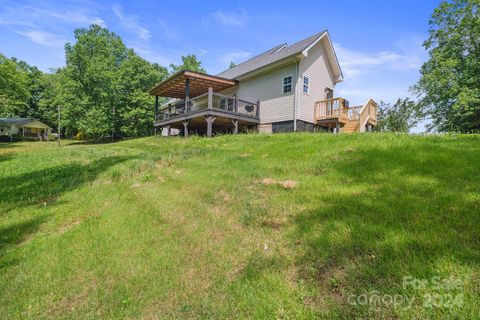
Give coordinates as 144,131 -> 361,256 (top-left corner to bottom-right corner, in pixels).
22,127 -> 25,136
207,87 -> 213,109
183,120 -> 189,138
335,121 -> 340,134
154,95 -> 159,135
154,95 -> 159,122
206,116 -> 216,138
256,99 -> 260,118
166,125 -> 171,137
231,119 -> 238,134
185,78 -> 190,113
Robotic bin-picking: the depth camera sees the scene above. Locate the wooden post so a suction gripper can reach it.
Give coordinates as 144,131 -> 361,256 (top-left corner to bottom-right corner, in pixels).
22,127 -> 25,136
57,105 -> 61,147
166,125 -> 171,137
154,95 -> 159,122
185,78 -> 190,113
206,116 -> 216,138
335,121 -> 340,134
207,87 -> 213,109
183,121 -> 189,138
234,94 -> 238,113
232,119 -> 238,134
256,99 -> 260,118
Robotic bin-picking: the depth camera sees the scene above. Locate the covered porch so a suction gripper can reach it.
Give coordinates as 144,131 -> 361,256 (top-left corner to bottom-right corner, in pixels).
150,70 -> 260,137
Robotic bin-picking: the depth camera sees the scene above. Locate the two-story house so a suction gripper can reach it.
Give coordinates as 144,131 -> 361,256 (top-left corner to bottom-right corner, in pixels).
150,30 -> 377,137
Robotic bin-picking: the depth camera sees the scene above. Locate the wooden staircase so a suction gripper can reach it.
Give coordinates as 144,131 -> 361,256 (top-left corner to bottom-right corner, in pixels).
314,98 -> 378,133
342,120 -> 359,133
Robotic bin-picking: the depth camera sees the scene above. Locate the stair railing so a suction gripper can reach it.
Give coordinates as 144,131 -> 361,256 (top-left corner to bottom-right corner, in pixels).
358,99 -> 377,132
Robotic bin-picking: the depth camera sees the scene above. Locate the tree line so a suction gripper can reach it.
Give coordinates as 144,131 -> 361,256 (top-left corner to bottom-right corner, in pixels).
1,0 -> 479,136
0,25 -> 205,139
378,0 -> 479,132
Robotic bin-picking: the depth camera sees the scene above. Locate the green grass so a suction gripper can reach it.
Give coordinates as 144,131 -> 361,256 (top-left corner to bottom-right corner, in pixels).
0,133 -> 479,319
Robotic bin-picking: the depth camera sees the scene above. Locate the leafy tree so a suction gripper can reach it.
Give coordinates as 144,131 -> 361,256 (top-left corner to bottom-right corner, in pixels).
64,25 -> 127,139
117,50 -> 168,137
229,61 -> 236,69
0,54 -> 29,117
14,59 -> 46,119
413,0 -> 480,132
59,24 -> 167,139
169,54 -> 206,74
377,98 -> 423,132
38,69 -> 82,134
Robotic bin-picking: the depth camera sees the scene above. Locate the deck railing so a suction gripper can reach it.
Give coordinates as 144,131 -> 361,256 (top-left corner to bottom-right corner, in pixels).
358,99 -> 378,131
314,97 -> 378,131
156,90 -> 259,121
314,97 -> 349,123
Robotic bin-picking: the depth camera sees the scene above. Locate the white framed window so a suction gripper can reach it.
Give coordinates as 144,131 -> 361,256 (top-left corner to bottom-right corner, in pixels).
282,75 -> 292,93
303,76 -> 310,94
303,75 -> 310,94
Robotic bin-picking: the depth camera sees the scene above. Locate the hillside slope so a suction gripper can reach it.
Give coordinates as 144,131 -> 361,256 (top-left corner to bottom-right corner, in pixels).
0,133 -> 479,319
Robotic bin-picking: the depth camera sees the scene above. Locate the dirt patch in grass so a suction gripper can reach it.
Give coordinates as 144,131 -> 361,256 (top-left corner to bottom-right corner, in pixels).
57,219 -> 83,235
257,178 -> 298,189
46,281 -> 95,318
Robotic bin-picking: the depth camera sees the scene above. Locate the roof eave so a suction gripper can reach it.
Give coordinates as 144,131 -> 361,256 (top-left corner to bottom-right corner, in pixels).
233,54 -> 302,81
301,31 -> 344,84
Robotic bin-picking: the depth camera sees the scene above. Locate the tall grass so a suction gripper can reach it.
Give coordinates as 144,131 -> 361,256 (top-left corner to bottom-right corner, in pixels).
0,133 -> 479,319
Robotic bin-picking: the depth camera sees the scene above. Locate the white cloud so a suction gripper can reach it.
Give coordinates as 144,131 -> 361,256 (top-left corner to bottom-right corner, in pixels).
211,9 -> 247,27
16,30 -> 66,48
113,5 -> 150,40
157,19 -> 176,39
38,8 -> 106,27
334,37 -> 426,78
334,36 -> 428,107
219,50 -> 251,67
132,46 -> 178,66
0,5 -> 106,28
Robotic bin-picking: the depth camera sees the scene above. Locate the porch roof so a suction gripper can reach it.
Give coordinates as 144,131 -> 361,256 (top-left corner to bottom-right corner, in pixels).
149,70 -> 238,98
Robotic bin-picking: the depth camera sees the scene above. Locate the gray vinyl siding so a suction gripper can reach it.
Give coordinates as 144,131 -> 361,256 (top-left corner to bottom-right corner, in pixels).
297,40 -> 336,123
234,64 -> 297,124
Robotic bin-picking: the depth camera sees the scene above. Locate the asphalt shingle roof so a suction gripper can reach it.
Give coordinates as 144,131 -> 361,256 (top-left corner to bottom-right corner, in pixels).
0,118 -> 34,126
217,30 -> 326,80
0,118 -> 51,128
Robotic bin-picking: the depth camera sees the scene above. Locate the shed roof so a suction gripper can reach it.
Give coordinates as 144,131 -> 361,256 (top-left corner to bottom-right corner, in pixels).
149,70 -> 237,98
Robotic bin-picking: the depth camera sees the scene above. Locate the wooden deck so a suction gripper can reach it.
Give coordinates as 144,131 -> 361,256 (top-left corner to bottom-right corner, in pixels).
150,70 -> 260,137
154,88 -> 260,137
314,98 -> 377,133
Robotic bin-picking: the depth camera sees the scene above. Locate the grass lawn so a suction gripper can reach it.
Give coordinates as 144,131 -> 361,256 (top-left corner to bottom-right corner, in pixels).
0,133 -> 479,319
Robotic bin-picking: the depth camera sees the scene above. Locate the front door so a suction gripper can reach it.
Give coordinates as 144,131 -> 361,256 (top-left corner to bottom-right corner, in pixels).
324,87 -> 333,99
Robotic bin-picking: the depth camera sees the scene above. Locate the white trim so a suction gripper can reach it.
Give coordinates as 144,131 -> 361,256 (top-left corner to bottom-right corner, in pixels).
272,43 -> 288,53
302,75 -> 310,95
302,31 -> 343,83
301,32 -> 327,56
282,75 -> 293,94
293,61 -> 300,131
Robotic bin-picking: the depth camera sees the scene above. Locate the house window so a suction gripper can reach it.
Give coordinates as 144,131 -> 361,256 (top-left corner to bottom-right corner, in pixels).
303,76 -> 310,94
283,76 -> 292,93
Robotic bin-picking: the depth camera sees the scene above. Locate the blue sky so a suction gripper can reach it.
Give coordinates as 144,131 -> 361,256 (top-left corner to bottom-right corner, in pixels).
1,0 -> 439,110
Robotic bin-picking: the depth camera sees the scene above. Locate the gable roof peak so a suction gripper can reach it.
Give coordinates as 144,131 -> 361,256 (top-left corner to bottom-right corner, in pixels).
217,30 -> 344,81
